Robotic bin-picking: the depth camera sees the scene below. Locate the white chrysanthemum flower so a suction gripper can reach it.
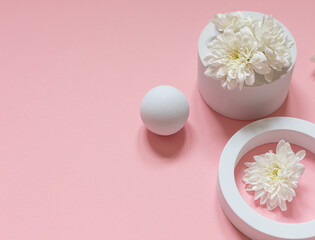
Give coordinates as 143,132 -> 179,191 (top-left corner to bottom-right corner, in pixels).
206,13 -> 294,88
243,140 -> 305,211
211,12 -> 259,33
253,16 -> 294,82
204,27 -> 271,90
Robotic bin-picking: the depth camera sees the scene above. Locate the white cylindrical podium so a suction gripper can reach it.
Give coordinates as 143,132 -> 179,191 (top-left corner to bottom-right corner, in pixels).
198,12 -> 297,120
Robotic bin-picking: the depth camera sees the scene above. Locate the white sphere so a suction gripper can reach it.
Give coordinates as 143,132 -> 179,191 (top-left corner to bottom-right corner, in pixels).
140,85 -> 190,136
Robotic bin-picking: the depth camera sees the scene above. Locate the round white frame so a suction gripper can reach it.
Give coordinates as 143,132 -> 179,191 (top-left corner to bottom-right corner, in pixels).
217,117 -> 315,240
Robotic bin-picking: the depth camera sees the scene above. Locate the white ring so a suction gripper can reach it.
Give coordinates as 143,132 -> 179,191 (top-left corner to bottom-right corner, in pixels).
217,117 -> 315,240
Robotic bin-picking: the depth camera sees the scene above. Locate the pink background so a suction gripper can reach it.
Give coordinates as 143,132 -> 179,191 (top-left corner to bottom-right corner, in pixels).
0,0 -> 314,239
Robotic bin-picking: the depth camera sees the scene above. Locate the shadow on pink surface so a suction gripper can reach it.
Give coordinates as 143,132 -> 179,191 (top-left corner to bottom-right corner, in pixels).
192,82 -> 249,137
145,126 -> 187,158
137,122 -> 193,166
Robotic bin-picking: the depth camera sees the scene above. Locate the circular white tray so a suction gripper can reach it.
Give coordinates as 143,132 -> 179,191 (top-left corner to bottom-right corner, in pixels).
217,117 -> 315,240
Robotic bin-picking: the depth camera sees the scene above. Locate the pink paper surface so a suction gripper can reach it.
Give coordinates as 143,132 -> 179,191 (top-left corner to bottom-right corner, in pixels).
0,0 -> 314,239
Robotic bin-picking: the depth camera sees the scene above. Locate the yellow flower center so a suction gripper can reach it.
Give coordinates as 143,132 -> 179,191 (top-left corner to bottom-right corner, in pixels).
229,49 -> 250,65
231,51 -> 239,60
270,166 -> 280,182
